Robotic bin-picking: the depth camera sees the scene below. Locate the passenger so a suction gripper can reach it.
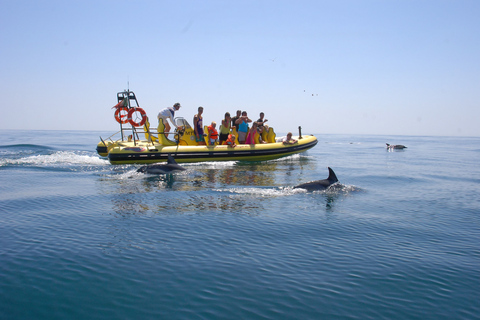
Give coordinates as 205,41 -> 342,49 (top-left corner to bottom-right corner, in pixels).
207,121 -> 218,145
257,112 -> 268,127
157,102 -> 181,138
193,106 -> 206,145
219,112 -> 232,144
235,111 -> 252,144
231,110 -> 241,131
245,122 -> 258,145
282,132 -> 298,145
257,112 -> 270,134
224,134 -> 236,147
256,125 -> 267,144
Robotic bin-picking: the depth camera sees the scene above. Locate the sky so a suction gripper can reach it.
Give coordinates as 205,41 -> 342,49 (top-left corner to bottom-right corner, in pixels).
1,0 -> 479,137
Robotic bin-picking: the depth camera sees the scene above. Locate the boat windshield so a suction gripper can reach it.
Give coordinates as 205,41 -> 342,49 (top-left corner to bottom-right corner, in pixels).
175,117 -> 192,129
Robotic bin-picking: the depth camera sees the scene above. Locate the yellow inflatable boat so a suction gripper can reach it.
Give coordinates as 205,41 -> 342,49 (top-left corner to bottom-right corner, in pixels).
97,90 -> 318,164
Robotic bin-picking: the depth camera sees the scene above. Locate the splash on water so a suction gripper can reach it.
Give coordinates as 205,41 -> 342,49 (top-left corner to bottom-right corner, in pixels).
0,150 -> 108,168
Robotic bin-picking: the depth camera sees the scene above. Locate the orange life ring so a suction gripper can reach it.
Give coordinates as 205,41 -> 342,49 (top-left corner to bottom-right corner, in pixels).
128,108 -> 147,127
114,107 -> 129,124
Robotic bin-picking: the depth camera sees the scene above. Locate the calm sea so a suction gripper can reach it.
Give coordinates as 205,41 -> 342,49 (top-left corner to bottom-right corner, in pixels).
0,130 -> 479,320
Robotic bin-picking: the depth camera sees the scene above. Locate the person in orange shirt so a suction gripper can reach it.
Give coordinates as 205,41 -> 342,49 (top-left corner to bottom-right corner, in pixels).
224,134 -> 236,147
207,121 -> 219,145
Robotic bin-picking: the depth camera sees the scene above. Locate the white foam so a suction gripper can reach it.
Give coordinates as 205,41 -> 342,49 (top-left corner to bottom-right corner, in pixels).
213,184 -> 361,198
214,186 -> 306,197
272,154 -> 302,162
185,161 -> 238,169
1,151 -> 108,167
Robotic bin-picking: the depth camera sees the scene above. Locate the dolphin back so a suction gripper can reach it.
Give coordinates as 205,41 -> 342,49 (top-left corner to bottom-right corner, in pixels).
294,167 -> 339,190
327,167 -> 338,184
137,166 -> 147,173
167,154 -> 186,171
386,143 -> 407,149
137,154 -> 185,174
167,153 -> 177,165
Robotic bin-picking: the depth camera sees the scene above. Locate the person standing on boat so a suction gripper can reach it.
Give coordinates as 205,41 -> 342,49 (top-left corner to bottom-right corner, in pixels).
158,102 -> 181,138
194,106 -> 206,145
230,110 -> 241,132
257,112 -> 269,133
235,111 -> 252,144
257,112 -> 268,127
219,112 -> 232,144
207,121 -> 218,145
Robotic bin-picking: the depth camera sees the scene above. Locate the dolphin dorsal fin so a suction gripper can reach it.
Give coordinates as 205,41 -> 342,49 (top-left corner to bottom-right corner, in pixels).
167,153 -> 177,165
327,167 -> 338,183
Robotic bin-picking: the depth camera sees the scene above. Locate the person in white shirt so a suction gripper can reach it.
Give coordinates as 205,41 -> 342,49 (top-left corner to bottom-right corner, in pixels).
158,102 -> 181,138
282,132 -> 297,145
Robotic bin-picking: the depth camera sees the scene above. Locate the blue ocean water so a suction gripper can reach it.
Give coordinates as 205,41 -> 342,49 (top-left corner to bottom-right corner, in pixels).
0,130 -> 479,319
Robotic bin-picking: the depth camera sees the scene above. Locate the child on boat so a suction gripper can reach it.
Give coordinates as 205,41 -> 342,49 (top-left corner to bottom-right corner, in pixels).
207,121 -> 218,145
224,134 -> 236,147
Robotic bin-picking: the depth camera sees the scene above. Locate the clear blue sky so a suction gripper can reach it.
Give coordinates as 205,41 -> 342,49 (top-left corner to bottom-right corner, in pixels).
1,0 -> 479,136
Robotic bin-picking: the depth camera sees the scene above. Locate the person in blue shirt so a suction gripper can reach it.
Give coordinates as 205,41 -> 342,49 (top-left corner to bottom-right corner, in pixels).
235,111 -> 252,144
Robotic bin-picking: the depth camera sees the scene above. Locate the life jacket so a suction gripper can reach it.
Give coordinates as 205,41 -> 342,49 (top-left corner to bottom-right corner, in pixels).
207,125 -> 218,139
224,134 -> 235,145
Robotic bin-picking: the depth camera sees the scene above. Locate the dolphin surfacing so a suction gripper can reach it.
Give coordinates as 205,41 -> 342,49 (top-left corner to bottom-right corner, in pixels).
386,143 -> 407,149
294,167 -> 339,191
137,154 -> 186,174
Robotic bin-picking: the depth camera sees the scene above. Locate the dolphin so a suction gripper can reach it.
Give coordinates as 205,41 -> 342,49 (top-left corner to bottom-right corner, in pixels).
386,143 -> 407,149
137,154 -> 186,174
294,167 -> 339,191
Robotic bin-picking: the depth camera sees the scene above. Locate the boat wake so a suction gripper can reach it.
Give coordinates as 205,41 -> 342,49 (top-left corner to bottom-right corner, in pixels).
186,161 -> 238,169
214,183 -> 360,197
0,150 -> 108,169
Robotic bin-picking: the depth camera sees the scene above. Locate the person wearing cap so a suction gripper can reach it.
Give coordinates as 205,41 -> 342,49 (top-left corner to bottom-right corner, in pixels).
158,102 -> 181,138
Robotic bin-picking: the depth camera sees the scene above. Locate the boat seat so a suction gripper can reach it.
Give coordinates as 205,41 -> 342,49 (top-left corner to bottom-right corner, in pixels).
155,118 -> 178,146
231,127 -> 240,144
143,117 -> 158,143
267,127 -> 276,143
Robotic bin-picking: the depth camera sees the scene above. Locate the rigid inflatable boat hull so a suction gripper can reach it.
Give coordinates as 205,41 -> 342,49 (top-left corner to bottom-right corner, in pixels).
107,135 -> 317,164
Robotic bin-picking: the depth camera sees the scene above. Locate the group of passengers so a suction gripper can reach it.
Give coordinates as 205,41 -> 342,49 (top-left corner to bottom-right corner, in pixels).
220,110 -> 269,145
158,103 -> 296,147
